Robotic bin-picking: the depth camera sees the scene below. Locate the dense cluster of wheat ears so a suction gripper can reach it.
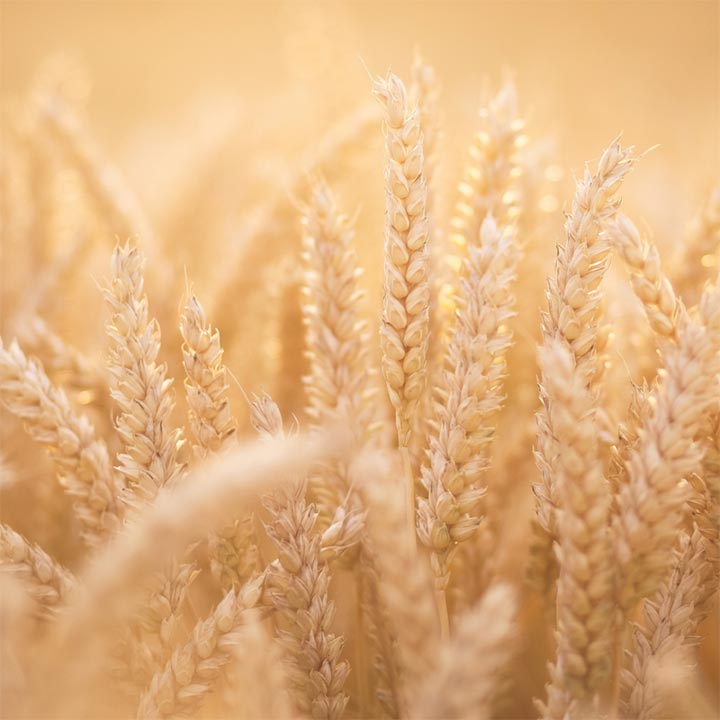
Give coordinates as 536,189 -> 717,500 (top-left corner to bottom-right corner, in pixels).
0,54 -> 718,720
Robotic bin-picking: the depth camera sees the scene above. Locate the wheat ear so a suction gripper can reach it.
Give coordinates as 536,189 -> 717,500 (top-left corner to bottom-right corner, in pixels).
621,527 -> 715,720
536,341 -> 613,719
136,575 -> 265,719
614,278 -> 720,610
251,394 -> 350,719
14,314 -> 107,404
0,339 -> 123,545
104,243 -> 183,511
373,72 -> 430,449
417,215 -> 518,594
451,81 -> 523,254
180,293 -> 259,591
301,180 -> 373,525
0,523 -> 75,618
533,139 -> 635,566
608,215 -> 686,339
411,583 -> 518,720
55,431 -> 332,671
364,454 -> 438,713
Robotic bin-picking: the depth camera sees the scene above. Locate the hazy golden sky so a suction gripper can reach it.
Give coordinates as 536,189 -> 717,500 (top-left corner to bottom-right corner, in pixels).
3,0 -> 718,240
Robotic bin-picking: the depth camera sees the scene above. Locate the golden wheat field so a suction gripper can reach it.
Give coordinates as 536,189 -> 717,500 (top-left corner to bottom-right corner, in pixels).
0,1 -> 718,719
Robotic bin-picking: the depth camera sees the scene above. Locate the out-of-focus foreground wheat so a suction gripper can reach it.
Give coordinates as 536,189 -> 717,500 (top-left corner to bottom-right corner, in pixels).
1,3 -> 718,719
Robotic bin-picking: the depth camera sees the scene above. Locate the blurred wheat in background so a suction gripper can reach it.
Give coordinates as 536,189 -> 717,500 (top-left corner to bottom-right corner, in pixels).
0,1 -> 718,719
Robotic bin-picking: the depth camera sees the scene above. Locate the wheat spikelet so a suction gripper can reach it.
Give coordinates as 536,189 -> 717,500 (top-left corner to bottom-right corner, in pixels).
417,215 -> 518,590
104,243 -> 182,510
0,523 -> 75,618
533,139 -> 635,573
373,72 -> 430,448
536,341 -> 613,719
621,527 -> 715,720
0,339 -> 123,545
411,583 -> 518,720
614,278 -> 720,609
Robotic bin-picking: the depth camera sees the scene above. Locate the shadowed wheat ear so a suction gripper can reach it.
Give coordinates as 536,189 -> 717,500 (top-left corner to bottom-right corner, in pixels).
451,81 -> 524,255
622,527 -> 715,720
251,394 -> 350,720
301,179 -> 373,530
0,523 -> 76,619
614,278 -> 720,610
136,575 -> 266,719
608,214 -> 686,340
104,243 -> 183,511
0,339 -> 123,545
532,138 -> 635,583
536,340 -> 613,720
180,293 -> 259,591
417,215 -> 518,608
373,72 -> 430,449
